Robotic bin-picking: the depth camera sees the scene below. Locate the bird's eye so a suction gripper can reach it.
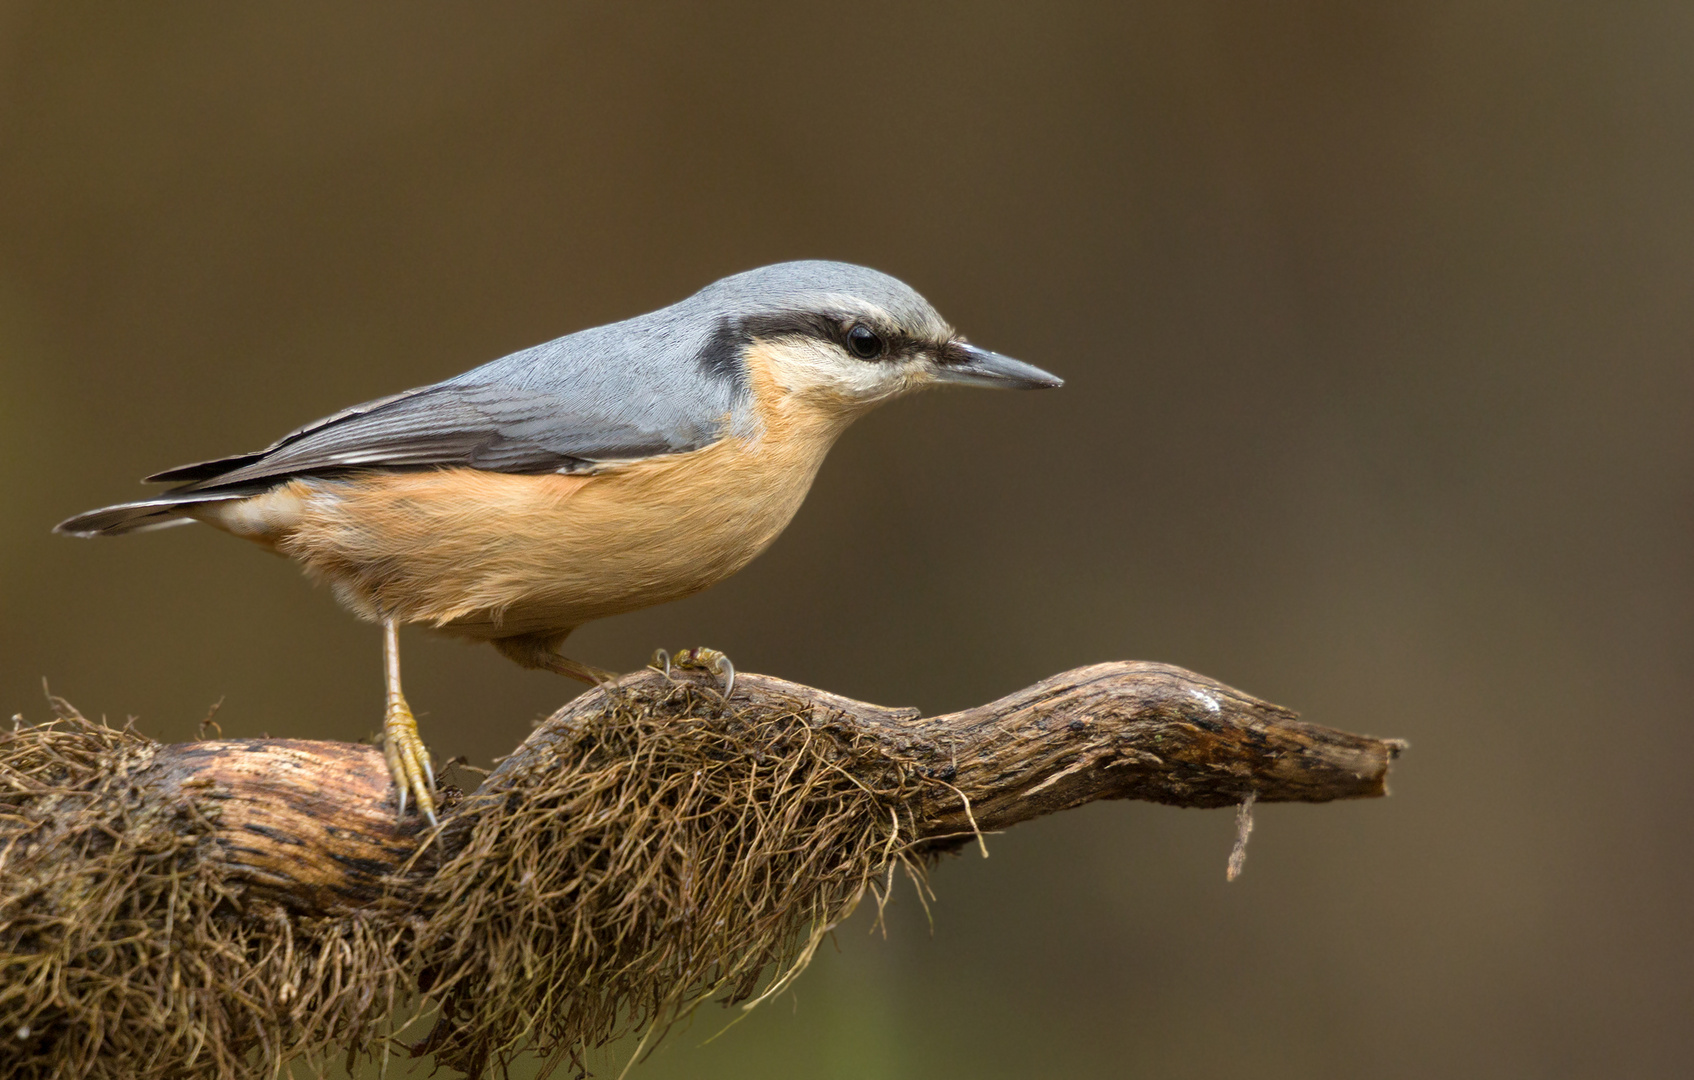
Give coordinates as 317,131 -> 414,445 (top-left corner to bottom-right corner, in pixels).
846,324 -> 884,360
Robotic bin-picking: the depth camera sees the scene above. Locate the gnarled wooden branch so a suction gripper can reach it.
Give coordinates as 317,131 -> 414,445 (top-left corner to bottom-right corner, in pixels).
148,661 -> 1403,913
1,661 -> 1405,1080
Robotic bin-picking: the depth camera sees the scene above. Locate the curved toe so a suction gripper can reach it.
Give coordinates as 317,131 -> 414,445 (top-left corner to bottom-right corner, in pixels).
664,646 -> 736,700
381,699 -> 438,827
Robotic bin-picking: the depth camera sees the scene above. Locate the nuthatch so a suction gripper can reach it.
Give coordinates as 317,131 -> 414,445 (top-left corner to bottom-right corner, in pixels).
58,261 -> 1063,824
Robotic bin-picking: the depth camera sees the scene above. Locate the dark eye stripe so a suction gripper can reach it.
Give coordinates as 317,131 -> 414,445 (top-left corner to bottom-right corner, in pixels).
739,310 -> 908,361
739,310 -> 840,344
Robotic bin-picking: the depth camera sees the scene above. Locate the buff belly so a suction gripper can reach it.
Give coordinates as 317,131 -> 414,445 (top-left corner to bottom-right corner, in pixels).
194,433 -> 830,641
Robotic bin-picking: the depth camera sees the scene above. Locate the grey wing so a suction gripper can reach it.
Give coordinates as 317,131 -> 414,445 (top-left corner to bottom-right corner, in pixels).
151,382 -> 726,493
54,379 -> 697,537
151,312 -> 745,492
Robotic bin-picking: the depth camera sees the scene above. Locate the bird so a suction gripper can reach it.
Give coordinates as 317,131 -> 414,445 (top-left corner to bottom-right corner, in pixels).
56,260 -> 1063,825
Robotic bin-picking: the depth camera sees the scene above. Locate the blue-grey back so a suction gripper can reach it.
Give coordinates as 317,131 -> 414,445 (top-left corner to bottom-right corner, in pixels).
153,261 -> 943,491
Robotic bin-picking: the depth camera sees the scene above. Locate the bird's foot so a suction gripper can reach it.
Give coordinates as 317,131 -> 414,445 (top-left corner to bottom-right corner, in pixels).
650,646 -> 736,701
380,695 -> 438,827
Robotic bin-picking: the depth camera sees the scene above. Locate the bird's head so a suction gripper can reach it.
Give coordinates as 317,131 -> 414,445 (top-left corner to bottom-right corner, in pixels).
692,261 -> 1062,422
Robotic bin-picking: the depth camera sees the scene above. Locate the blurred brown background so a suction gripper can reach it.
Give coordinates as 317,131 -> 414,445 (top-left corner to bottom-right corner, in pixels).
2,3 -> 1690,1077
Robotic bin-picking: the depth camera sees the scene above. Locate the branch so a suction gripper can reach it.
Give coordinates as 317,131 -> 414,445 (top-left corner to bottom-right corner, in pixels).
1,661 -> 1404,1080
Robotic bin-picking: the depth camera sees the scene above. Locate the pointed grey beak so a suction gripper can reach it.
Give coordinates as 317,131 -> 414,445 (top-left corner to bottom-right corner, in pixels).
934,341 -> 1063,389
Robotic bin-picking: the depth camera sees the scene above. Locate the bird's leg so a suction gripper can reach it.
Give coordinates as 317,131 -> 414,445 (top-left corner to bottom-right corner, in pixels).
492,632 -> 617,685
380,618 -> 437,827
653,646 -> 736,701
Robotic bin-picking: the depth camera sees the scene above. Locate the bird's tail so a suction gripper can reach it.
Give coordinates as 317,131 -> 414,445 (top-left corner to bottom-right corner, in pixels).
54,490 -> 249,537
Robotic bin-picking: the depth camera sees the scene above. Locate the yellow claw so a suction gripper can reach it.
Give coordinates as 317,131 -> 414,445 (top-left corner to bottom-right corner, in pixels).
667,646 -> 736,700
381,695 -> 438,827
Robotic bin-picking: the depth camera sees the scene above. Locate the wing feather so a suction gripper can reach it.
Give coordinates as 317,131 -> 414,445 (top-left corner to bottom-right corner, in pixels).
159,382 -> 717,493
143,292 -> 747,493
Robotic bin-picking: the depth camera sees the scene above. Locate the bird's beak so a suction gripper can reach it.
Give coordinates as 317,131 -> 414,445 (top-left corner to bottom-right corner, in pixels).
933,341 -> 1064,389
